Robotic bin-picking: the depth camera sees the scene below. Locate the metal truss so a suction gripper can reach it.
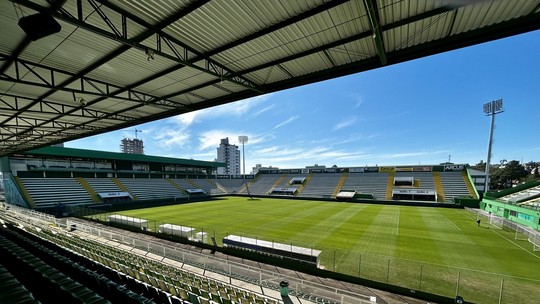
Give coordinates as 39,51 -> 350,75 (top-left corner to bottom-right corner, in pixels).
0,55 -> 184,109
12,0 -> 261,93
0,93 -> 137,122
2,0 -> 539,156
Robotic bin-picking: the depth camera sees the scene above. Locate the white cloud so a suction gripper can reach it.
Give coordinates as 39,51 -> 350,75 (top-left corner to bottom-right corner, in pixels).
351,94 -> 363,109
249,144 -> 367,169
153,129 -> 190,148
198,130 -> 233,151
254,105 -> 275,116
333,116 -> 357,131
171,94 -> 273,127
273,115 -> 299,129
198,130 -> 275,151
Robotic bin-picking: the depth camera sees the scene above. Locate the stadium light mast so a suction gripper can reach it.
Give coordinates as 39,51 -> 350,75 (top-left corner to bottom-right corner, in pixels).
483,99 -> 503,194
238,136 -> 248,178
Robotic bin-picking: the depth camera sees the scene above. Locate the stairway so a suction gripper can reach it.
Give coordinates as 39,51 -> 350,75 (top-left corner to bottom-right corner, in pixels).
432,172 -> 445,202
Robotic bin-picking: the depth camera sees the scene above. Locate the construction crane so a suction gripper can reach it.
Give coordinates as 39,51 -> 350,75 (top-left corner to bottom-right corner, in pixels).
124,129 -> 142,139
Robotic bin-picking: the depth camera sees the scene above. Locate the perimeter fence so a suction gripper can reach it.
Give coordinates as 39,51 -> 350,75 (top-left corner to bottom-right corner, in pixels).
77,206 -> 540,304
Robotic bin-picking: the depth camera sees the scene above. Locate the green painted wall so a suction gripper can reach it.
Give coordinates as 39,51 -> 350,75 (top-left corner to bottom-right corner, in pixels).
482,198 -> 540,230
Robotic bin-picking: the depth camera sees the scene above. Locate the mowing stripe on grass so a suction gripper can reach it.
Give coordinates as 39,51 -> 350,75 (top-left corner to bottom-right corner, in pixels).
116,198 -> 540,283
395,206 -> 400,236
295,203 -> 368,248
489,228 -> 540,260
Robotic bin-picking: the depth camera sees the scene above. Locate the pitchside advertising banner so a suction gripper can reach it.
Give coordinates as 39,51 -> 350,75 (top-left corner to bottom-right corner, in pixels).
214,174 -> 255,179
396,167 -> 413,172
258,165 -> 464,174
349,167 -> 378,173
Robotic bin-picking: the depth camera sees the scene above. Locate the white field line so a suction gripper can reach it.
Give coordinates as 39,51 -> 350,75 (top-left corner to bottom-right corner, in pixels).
447,218 -> 462,231
489,228 -> 540,261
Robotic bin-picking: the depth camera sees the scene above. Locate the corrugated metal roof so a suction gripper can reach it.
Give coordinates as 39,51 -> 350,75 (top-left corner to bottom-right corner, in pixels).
25,146 -> 225,167
1,0 -> 539,156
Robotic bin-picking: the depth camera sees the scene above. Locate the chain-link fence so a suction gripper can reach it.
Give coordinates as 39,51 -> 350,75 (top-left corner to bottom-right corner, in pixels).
68,219 -> 373,304
72,205 -> 540,304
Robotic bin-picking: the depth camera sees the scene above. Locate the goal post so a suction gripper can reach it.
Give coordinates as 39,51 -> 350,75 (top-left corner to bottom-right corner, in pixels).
513,225 -> 540,251
489,216 -> 504,229
529,233 -> 540,252
515,225 -> 530,241
476,213 -> 489,228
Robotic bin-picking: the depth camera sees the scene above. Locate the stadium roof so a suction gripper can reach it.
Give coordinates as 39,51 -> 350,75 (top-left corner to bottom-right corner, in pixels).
1,0 -> 539,157
20,146 -> 224,167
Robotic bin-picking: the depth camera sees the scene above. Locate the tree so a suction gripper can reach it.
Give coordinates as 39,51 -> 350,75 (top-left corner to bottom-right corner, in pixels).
525,161 -> 540,177
489,160 -> 528,189
471,160 -> 486,172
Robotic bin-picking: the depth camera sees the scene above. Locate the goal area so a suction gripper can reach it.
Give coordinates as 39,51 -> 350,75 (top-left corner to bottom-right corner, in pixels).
514,225 -> 540,252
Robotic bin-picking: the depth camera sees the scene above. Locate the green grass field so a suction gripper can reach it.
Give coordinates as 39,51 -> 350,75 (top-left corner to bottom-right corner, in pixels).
108,197 -> 540,304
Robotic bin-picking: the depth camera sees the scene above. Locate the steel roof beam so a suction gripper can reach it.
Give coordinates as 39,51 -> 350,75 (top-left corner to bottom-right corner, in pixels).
3,0 -> 208,142
6,5 -> 462,144
0,114 -> 100,129
79,0 -> 261,92
0,55 -> 182,108
362,0 -> 387,65
82,0 -> 351,105
0,93 -> 137,122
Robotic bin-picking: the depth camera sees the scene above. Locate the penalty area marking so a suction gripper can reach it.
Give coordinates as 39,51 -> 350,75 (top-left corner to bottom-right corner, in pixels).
447,218 -> 462,231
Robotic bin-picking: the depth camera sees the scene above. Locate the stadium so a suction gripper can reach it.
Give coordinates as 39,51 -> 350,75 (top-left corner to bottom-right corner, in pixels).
1,1 -> 540,304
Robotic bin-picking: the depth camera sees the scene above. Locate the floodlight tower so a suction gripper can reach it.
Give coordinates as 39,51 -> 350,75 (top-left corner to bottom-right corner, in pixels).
238,136 -> 248,178
483,99 -> 503,193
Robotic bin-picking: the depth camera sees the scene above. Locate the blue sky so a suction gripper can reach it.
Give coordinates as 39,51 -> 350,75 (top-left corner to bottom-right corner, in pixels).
67,30 -> 540,172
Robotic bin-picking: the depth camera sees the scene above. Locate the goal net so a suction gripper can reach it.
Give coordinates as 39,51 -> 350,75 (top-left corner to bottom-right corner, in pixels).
515,225 -> 531,241
529,232 -> 540,252
489,216 -> 504,229
514,225 -> 540,251
476,213 -> 490,228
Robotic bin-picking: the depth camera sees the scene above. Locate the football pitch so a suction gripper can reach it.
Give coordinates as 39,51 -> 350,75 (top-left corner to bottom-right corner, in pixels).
113,197 -> 540,303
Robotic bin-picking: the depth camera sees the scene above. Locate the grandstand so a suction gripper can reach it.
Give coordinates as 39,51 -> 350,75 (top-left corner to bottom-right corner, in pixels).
118,178 -> 186,201
499,185 -> 540,205
340,171 -> 389,200
212,178 -> 246,194
18,177 -> 92,208
4,147 -> 479,209
439,172 -> 474,202
0,1 -> 539,303
299,174 -> 341,198
0,205 -> 374,304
